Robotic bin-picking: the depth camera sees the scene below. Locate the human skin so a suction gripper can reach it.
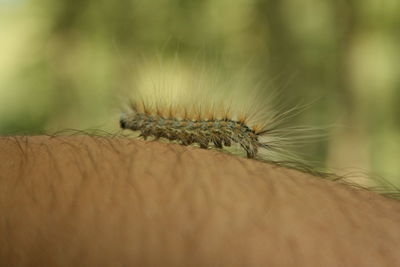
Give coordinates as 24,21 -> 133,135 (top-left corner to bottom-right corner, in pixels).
0,136 -> 399,267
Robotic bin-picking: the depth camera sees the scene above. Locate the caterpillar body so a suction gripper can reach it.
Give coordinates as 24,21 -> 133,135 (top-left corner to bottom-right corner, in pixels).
120,104 -> 270,158
119,58 -> 315,163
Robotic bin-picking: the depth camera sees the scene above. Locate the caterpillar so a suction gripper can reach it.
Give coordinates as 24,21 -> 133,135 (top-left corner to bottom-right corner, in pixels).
120,103 -> 270,158
119,58 -> 316,163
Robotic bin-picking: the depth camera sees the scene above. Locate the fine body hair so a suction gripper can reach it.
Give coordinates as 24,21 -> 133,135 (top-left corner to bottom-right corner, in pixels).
1,135 -> 400,266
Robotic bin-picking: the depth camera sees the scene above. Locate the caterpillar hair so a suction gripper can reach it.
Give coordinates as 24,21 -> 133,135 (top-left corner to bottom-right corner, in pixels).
119,57 -> 321,164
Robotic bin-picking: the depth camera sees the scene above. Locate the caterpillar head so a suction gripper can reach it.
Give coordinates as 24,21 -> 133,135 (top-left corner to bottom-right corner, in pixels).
120,112 -> 141,131
119,113 -> 128,129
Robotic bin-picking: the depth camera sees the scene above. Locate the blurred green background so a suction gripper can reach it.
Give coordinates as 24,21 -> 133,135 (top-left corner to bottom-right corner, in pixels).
1,0 -> 400,185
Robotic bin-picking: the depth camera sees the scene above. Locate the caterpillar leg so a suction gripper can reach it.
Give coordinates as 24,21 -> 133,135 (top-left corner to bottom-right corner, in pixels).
246,151 -> 255,158
199,142 -> 208,149
213,139 -> 223,149
139,133 -> 149,140
242,144 -> 257,158
181,140 -> 192,146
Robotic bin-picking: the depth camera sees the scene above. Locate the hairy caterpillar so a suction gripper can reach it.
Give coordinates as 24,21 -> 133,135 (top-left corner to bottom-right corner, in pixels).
119,58 -> 317,163
120,103 -> 269,158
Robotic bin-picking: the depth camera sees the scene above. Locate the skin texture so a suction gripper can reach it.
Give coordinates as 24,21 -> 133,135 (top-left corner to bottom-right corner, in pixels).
0,136 -> 399,267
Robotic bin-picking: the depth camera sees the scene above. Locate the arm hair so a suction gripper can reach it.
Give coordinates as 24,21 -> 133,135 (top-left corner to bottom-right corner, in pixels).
0,136 -> 400,267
